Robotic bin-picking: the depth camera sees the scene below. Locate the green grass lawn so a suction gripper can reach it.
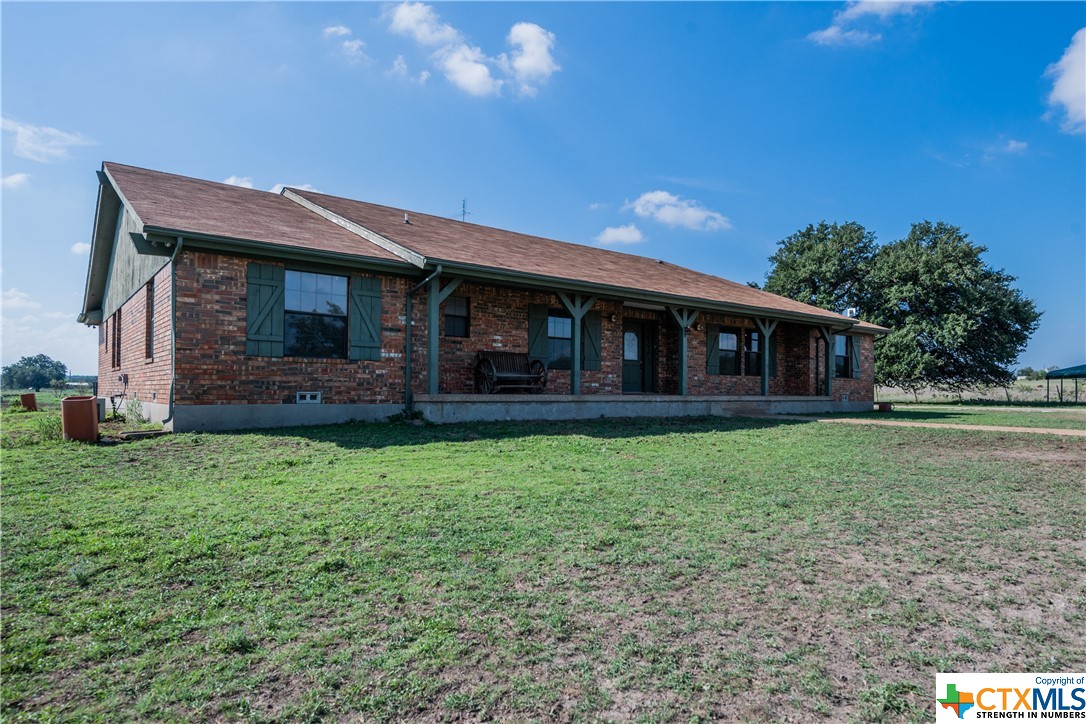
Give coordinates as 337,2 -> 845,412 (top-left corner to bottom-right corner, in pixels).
2,413 -> 1083,721
817,405 -> 1086,431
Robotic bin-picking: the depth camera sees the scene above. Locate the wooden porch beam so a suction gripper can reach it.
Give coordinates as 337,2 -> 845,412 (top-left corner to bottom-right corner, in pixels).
818,326 -> 834,397
667,307 -> 699,396
556,291 -> 597,395
427,276 -> 463,394
755,318 -> 778,397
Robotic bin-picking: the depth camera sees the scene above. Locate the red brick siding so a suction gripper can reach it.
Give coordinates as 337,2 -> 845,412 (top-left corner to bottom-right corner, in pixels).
173,251 -> 413,405
97,265 -> 173,405
126,250 -> 875,405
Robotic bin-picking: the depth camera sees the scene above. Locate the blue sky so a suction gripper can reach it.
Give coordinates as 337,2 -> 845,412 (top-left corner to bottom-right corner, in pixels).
2,1 -> 1083,375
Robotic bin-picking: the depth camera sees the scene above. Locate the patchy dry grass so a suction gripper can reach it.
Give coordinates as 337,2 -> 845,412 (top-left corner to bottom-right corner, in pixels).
2,415 -> 1083,721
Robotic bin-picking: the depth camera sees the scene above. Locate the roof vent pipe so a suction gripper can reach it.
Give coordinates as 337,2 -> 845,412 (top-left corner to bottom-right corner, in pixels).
404,213 -> 410,224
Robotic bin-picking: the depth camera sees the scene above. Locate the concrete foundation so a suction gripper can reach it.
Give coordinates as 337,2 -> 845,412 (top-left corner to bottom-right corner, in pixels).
415,394 -> 870,424
157,395 -> 869,432
168,402 -> 403,432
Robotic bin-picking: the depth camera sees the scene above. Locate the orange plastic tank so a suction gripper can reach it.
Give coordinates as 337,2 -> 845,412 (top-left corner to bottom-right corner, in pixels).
61,396 -> 99,442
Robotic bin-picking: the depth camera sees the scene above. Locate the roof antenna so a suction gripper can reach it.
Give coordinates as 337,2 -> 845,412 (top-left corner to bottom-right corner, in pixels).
459,199 -> 472,222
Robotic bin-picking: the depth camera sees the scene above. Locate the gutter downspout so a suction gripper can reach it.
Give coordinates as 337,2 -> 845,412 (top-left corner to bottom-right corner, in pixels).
162,236 -> 184,429
404,264 -> 442,411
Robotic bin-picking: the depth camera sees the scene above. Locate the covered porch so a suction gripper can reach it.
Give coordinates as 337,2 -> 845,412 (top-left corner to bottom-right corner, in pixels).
411,272 -> 864,404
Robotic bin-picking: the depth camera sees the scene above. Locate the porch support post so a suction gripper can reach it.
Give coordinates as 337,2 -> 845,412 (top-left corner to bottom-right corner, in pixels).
426,275 -> 463,394
818,326 -> 834,397
755,318 -> 778,397
557,291 -> 596,395
668,306 -> 699,396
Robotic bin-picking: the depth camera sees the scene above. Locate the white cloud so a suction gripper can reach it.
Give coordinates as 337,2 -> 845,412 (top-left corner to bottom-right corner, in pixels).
270,183 -> 319,195
387,2 -> 558,98
1,118 -> 94,163
437,44 -> 503,96
507,22 -> 559,96
389,2 -> 460,46
341,39 -> 369,63
2,173 -> 30,189
223,175 -> 254,188
588,202 -> 604,211
1003,139 -> 1028,154
808,1 -> 935,47
596,224 -> 645,246
322,24 -> 370,64
2,289 -> 42,310
70,242 -> 91,255
323,24 -> 351,38
837,1 -> 932,23
389,55 -> 430,84
808,26 -> 881,47
626,191 -> 730,232
1,311 -> 98,373
1045,27 -> 1086,134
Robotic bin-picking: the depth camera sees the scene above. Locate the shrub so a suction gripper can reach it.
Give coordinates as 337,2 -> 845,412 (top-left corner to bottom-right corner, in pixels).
125,396 -> 146,424
31,415 -> 63,442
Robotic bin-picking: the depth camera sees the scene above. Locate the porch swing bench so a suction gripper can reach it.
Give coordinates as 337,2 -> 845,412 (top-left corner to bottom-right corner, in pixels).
474,351 -> 547,394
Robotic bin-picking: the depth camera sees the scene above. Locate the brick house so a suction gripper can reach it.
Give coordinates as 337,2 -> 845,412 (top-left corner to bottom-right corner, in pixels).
79,163 -> 886,431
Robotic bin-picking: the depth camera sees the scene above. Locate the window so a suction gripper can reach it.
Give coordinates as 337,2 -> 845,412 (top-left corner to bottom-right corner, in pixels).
444,296 -> 470,337
835,334 -> 856,378
744,330 -> 762,376
623,330 -> 639,361
111,309 -> 122,368
145,280 -> 155,360
527,304 -> 601,372
547,311 -> 573,370
247,264 -> 381,361
284,270 -> 348,358
717,328 -> 740,375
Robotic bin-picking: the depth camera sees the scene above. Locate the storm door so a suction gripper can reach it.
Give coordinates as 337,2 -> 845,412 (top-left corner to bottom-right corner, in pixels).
622,320 -> 657,393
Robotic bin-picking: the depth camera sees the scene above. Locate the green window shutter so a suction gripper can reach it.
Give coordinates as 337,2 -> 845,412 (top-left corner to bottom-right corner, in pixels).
349,276 -> 382,361
849,335 -> 861,378
528,304 -> 548,361
768,331 -> 778,377
705,324 -> 720,375
582,312 -> 602,371
246,263 -> 284,357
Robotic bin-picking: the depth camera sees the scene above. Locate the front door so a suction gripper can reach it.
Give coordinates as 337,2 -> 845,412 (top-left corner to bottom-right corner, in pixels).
622,320 -> 656,393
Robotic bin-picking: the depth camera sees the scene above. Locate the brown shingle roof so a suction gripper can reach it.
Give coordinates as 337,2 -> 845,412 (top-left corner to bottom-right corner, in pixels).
101,163 -> 886,332
291,188 -> 883,329
103,163 -> 402,263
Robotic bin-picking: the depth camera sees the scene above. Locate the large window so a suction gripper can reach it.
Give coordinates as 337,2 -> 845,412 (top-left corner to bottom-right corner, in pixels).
547,311 -> 573,370
284,270 -> 348,358
744,330 -> 762,376
444,296 -> 470,337
717,328 -> 740,375
835,334 -> 853,378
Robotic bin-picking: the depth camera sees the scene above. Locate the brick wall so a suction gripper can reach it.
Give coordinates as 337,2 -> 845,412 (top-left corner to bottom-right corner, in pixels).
105,250 -> 876,407
173,251 -> 412,405
97,265 -> 173,406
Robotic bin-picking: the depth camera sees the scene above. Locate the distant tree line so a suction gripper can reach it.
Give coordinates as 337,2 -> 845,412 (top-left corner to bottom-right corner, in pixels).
1,354 -> 68,390
758,220 -> 1041,394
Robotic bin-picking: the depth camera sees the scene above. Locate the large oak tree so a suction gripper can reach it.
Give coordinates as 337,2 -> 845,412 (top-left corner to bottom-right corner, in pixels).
763,220 -> 1041,393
